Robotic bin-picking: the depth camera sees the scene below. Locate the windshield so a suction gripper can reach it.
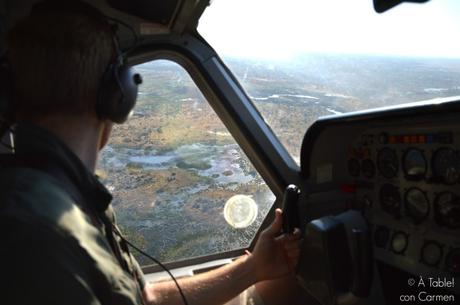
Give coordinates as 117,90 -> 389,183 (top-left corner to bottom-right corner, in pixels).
98,60 -> 274,265
199,0 -> 460,163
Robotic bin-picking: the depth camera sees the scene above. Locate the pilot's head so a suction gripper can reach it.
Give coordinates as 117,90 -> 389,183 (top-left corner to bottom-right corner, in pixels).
6,1 -> 140,153
7,2 -> 116,123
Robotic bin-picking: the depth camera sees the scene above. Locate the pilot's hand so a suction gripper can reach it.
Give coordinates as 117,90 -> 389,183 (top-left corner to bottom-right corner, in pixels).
248,208 -> 302,282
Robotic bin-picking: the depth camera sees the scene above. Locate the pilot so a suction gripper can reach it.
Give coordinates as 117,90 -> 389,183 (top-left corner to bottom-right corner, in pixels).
0,1 -> 301,305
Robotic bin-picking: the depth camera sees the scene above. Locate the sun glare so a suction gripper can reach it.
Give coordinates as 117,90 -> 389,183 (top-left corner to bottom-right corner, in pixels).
199,0 -> 460,59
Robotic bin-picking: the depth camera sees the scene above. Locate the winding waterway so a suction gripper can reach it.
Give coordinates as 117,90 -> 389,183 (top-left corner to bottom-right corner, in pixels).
100,143 -> 255,185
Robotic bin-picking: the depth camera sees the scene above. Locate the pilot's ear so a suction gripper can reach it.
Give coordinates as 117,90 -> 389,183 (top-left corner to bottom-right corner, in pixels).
99,120 -> 113,151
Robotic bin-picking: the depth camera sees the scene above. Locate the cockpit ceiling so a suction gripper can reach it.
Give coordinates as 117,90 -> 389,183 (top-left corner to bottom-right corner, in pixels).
0,0 -> 211,54
107,0 -> 180,25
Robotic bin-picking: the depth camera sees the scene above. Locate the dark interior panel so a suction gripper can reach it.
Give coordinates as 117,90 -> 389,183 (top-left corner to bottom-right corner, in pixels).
297,99 -> 460,303
108,0 -> 180,24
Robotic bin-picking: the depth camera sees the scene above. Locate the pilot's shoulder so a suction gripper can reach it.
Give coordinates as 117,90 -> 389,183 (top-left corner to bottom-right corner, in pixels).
0,167 -> 74,210
0,167 -> 92,236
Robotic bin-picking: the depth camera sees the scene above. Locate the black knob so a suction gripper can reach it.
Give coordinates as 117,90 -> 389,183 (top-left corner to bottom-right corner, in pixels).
133,73 -> 143,85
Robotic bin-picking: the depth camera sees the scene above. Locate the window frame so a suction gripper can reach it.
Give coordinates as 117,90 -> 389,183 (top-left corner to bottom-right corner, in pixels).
125,33 -> 304,272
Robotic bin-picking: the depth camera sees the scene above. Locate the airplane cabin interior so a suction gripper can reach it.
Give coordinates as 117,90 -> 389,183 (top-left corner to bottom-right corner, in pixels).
0,0 -> 459,305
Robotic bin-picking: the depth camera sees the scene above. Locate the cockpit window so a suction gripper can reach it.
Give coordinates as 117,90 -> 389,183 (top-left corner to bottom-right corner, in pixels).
198,0 -> 460,163
98,60 -> 274,266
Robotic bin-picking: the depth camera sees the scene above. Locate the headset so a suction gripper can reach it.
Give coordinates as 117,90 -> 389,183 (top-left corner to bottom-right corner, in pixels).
0,0 -> 142,125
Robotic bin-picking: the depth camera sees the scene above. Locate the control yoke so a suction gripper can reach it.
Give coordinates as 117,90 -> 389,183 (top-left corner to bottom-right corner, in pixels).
280,185 -> 373,305
281,184 -> 301,234
296,209 -> 373,305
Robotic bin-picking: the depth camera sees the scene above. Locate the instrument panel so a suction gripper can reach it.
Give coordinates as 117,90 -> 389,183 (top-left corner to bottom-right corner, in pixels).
347,127 -> 460,281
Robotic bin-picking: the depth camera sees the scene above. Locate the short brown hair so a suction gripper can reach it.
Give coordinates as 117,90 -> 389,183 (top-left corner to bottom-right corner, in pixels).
7,7 -> 115,119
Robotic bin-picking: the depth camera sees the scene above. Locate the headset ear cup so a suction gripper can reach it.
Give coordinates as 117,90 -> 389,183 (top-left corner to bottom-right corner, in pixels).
96,63 -> 141,124
115,65 -> 141,123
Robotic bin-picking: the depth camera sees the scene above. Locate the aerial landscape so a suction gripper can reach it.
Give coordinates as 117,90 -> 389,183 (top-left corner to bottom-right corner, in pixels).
98,54 -> 460,265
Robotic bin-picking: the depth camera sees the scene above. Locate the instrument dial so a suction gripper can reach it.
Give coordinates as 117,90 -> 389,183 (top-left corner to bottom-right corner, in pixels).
432,148 -> 460,184
391,231 -> 409,254
380,184 -> 401,218
434,192 -> 460,229
377,148 -> 398,178
348,158 -> 360,177
404,188 -> 430,224
362,159 -> 376,178
421,241 -> 443,267
403,148 -> 427,180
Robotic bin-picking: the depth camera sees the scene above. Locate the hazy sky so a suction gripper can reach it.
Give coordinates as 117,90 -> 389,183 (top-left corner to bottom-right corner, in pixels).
198,0 -> 460,59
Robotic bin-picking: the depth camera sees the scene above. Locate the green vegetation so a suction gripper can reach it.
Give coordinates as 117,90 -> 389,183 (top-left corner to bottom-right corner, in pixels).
176,160 -> 212,170
159,231 -> 214,262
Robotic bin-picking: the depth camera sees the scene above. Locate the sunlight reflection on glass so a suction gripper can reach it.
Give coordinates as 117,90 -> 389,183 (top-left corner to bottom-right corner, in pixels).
224,195 -> 258,229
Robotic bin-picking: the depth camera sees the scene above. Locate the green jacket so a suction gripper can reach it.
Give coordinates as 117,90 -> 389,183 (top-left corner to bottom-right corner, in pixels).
0,124 -> 145,305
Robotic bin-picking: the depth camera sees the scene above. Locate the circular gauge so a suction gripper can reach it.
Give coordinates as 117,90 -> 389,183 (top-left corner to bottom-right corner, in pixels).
404,188 -> 430,224
391,231 -> 409,254
432,148 -> 460,184
362,159 -> 376,178
348,158 -> 360,177
421,241 -> 443,267
377,148 -> 398,178
446,248 -> 460,275
380,184 -> 401,218
434,192 -> 460,229
403,149 -> 427,180
374,226 -> 390,248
